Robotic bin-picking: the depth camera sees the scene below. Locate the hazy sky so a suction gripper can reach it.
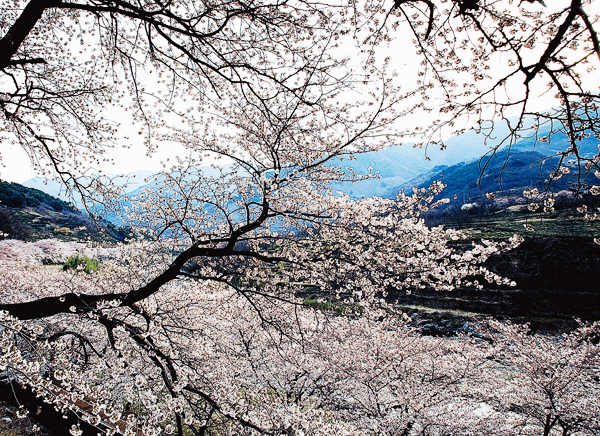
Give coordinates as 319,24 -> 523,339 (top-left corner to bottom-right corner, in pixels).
1,0 -> 597,184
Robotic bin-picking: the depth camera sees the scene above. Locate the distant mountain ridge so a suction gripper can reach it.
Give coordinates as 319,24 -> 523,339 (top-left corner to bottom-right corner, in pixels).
20,121 -> 528,202
328,126 -> 515,198
326,121 -> 589,198
385,134 -> 599,208
19,121 -> 598,220
21,170 -> 158,208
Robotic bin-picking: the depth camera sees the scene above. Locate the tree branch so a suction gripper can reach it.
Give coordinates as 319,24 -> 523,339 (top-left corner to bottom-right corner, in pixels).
525,0 -> 580,84
0,0 -> 58,70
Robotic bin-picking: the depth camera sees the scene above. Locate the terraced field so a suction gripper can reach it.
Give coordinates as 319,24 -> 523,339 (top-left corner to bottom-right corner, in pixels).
395,212 -> 600,333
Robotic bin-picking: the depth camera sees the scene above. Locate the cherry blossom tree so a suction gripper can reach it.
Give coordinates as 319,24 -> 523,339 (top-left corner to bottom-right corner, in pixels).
0,83 -> 525,433
1,0 -> 600,435
1,0 -> 599,187
2,260 -> 599,435
477,320 -> 600,436
0,0 -> 390,203
384,0 -> 600,176
0,103 -> 525,433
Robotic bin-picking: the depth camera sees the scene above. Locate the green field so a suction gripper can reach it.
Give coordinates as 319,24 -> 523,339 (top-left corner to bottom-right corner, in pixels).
448,209 -> 600,240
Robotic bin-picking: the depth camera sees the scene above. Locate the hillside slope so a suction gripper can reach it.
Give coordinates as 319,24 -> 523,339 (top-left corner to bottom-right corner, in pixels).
385,133 -> 599,206
0,180 -> 131,243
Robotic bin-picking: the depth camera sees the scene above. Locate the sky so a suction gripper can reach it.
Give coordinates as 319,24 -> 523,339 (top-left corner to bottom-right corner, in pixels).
1,0 -> 598,185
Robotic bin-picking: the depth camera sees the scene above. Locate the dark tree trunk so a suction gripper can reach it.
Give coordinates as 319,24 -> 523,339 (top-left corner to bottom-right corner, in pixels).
0,0 -> 56,70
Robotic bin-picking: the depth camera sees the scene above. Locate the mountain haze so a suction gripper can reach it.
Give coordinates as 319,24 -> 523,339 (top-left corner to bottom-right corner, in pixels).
385,134 -> 599,205
20,121 -> 596,213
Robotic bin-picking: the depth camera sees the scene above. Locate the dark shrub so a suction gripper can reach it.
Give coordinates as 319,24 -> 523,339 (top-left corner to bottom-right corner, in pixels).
0,207 -> 32,240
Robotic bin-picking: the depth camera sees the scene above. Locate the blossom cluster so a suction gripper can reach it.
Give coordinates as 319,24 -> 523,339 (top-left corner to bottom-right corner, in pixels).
1,271 -> 598,435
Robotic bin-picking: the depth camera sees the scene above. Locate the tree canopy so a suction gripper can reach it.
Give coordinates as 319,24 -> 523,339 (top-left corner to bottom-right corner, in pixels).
0,0 -> 599,435
1,0 -> 598,188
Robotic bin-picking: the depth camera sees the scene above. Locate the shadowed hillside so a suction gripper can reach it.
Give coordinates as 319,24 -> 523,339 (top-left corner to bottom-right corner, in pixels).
0,180 -> 132,243
390,237 -> 600,329
385,134 -> 599,205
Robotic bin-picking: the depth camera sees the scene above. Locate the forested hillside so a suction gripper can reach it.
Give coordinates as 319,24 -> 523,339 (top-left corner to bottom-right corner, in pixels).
0,180 -> 131,243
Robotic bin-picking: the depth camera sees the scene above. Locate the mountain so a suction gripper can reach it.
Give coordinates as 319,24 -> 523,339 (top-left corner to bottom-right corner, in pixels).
0,180 -> 131,243
22,170 -> 158,208
0,179 -> 78,212
328,127 -> 514,198
19,121 -> 599,216
510,131 -> 598,156
327,119 -> 562,198
387,150 -> 556,201
384,133 -> 599,207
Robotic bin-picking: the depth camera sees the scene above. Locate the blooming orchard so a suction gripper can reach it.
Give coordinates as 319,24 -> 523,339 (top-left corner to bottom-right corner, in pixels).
1,0 -> 600,434
0,166 -> 529,435
1,253 -> 599,435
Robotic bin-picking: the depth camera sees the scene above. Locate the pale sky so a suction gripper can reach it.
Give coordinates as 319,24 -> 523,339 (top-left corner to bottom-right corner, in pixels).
1,0 -> 598,184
